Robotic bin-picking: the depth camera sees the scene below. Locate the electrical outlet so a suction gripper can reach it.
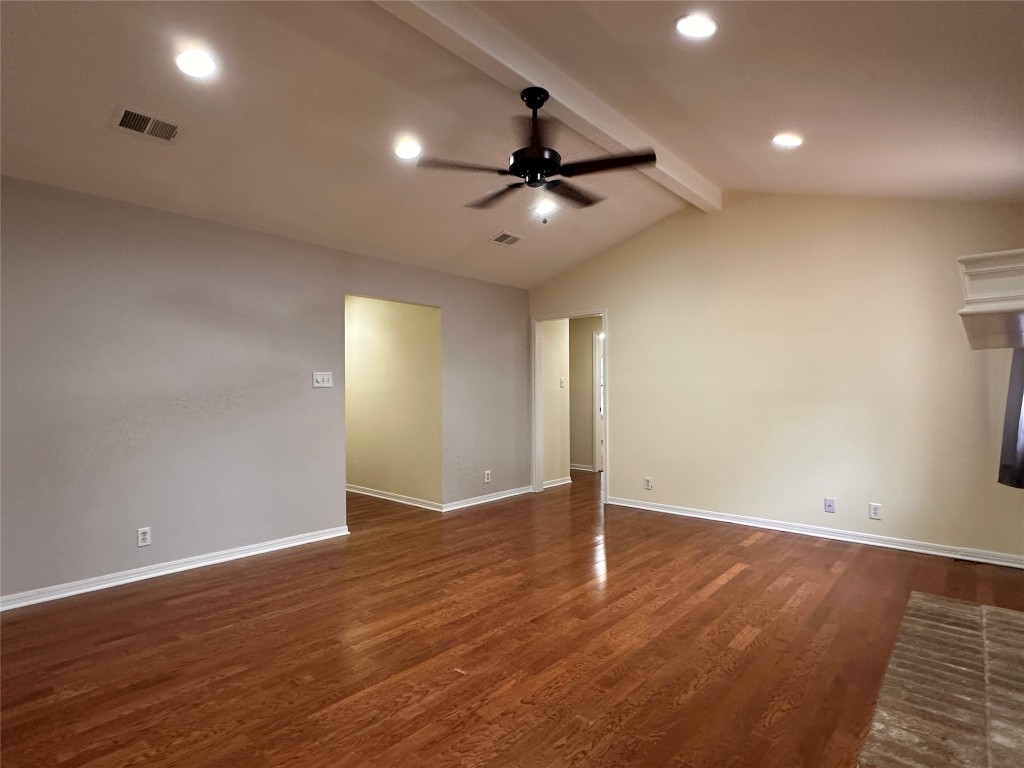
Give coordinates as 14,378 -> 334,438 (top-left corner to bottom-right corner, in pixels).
484,470 -> 492,483
644,476 -> 653,491
824,497 -> 836,514
312,372 -> 334,388
868,502 -> 882,520
137,527 -> 151,547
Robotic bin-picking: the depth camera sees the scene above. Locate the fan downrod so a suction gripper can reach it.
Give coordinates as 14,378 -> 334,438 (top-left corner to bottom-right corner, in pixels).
520,86 -> 549,111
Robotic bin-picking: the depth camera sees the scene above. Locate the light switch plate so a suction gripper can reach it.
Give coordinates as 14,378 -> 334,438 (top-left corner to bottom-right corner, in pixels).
313,372 -> 334,388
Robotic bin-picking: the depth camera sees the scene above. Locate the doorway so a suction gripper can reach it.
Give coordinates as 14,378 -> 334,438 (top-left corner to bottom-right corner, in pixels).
532,311 -> 608,503
569,316 -> 604,473
344,295 -> 443,511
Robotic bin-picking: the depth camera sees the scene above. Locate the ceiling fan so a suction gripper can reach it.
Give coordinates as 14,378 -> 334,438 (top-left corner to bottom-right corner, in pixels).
417,86 -> 656,210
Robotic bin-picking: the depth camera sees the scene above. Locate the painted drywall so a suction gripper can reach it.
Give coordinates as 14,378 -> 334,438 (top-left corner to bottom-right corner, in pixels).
570,316 -> 603,468
532,192 -> 1024,557
345,296 -> 442,504
540,319 -> 570,484
1,177 -> 530,596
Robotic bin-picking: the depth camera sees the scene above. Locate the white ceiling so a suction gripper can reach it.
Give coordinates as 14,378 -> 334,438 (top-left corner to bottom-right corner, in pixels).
3,2 -> 1021,289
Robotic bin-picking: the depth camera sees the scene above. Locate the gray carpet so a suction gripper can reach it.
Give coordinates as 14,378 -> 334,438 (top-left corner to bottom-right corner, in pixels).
858,591 -> 1024,768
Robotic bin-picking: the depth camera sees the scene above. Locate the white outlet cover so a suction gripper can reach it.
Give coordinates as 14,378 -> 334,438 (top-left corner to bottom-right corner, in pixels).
868,502 -> 882,520
313,372 -> 334,388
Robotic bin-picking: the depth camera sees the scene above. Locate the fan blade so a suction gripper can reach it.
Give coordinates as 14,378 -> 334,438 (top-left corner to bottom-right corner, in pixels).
545,179 -> 602,208
558,150 -> 656,177
466,183 -> 525,209
513,115 -> 557,148
418,157 -> 511,175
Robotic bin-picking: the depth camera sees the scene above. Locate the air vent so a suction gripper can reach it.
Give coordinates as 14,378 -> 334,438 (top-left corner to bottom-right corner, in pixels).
491,231 -> 521,246
114,107 -> 179,142
146,118 -> 178,141
118,110 -> 150,133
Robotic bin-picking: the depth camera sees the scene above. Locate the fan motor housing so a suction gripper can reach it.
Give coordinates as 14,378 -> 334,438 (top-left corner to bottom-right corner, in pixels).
509,146 -> 561,187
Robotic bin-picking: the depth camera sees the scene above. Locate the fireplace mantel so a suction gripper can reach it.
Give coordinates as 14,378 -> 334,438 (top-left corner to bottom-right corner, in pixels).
958,248 -> 1024,350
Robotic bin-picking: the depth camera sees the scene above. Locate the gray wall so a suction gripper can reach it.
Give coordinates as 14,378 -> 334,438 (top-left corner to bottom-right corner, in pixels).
1,177 -> 530,595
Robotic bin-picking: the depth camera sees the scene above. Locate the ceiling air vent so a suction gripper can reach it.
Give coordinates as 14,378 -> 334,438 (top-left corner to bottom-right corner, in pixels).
491,231 -> 521,246
114,107 -> 179,142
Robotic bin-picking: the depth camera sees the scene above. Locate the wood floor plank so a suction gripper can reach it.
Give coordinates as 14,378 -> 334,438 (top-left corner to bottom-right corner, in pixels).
2,471 -> 1021,767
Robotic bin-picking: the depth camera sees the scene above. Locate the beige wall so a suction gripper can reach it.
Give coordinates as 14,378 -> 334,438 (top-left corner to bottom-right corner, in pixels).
570,316 -> 603,469
532,193 -> 1024,557
1,177 -> 530,597
540,318 -> 570,484
345,296 -> 442,504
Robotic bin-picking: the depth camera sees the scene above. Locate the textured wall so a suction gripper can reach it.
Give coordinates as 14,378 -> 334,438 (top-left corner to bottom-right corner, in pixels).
1,178 -> 530,595
532,192 -> 1024,556
345,296 -> 442,504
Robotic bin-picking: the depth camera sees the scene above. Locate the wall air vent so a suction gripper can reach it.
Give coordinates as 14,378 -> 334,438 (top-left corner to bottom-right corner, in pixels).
491,232 -> 521,246
114,107 -> 179,142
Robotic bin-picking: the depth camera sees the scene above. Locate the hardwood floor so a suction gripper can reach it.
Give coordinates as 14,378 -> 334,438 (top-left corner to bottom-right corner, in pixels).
2,471 -> 1021,767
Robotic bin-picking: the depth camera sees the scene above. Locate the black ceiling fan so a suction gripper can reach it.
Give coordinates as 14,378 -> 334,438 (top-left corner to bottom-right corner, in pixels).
417,86 -> 656,210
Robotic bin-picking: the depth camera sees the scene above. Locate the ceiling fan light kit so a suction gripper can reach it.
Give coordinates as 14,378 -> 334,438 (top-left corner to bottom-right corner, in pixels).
417,86 -> 656,210
393,137 -> 422,160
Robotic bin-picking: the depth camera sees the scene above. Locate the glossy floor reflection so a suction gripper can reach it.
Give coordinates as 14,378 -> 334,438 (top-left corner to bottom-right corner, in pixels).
3,470 -> 1021,767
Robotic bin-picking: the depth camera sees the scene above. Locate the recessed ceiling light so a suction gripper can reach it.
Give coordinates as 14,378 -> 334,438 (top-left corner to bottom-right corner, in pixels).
535,199 -> 557,216
675,14 -> 717,39
175,48 -> 216,78
394,138 -> 422,160
772,132 -> 804,149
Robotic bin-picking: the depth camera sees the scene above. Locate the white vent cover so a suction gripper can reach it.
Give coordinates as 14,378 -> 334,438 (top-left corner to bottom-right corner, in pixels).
491,231 -> 521,246
113,107 -> 179,142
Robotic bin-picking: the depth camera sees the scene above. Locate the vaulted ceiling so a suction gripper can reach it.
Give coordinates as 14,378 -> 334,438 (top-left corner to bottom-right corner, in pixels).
3,2 -> 1021,288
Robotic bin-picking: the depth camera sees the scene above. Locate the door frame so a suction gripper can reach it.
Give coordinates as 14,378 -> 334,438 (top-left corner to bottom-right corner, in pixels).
531,310 -> 609,504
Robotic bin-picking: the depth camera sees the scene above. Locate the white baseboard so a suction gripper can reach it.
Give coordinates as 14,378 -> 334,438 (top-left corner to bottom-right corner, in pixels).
441,486 -> 532,513
346,484 -> 443,512
348,483 -> 532,514
570,464 -> 595,472
605,497 -> 1024,569
0,525 -> 350,611
543,476 -> 573,489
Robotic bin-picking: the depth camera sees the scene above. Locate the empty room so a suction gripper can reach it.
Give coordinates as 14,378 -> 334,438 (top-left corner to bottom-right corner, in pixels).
1,2 -> 1022,767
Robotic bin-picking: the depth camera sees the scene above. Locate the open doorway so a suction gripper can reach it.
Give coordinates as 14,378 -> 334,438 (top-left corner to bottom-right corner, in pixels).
532,311 -> 608,502
344,295 -> 443,513
569,316 -> 604,474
